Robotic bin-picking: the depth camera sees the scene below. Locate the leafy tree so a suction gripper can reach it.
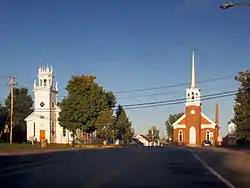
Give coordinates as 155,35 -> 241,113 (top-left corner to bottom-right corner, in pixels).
147,126 -> 160,142
232,70 -> 250,142
0,104 -> 8,141
165,113 -> 184,140
95,108 -> 117,141
115,105 -> 133,143
5,87 -> 33,143
58,75 -> 116,140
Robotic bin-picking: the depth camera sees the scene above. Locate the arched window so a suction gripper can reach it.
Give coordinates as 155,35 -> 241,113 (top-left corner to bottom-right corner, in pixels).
33,123 -> 35,137
40,79 -> 42,86
206,130 -> 210,140
44,79 -> 47,86
178,130 -> 183,142
51,121 -> 55,137
63,127 -> 66,137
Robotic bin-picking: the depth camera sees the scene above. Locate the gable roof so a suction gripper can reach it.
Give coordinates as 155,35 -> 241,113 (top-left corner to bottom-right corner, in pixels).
133,134 -> 150,142
201,112 -> 216,125
172,112 -> 216,127
172,114 -> 186,127
24,112 -> 39,121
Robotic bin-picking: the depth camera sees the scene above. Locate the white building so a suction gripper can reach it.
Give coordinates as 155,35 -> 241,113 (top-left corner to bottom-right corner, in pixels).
228,122 -> 237,136
25,65 -> 73,144
227,122 -> 237,145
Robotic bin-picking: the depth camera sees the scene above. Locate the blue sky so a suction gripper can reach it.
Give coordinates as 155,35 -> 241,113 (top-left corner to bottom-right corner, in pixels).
0,0 -> 249,137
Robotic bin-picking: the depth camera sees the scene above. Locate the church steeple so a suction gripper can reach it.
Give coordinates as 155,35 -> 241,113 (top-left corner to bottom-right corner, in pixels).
191,50 -> 196,88
186,49 -> 200,107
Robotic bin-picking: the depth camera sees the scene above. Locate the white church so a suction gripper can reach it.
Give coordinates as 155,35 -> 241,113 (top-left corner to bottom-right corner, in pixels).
25,65 -> 73,144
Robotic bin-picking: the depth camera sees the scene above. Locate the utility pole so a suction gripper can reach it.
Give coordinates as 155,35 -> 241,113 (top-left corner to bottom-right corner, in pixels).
9,76 -> 15,144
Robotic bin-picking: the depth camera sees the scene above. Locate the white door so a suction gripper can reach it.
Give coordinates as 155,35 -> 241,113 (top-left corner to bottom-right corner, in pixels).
189,126 -> 196,144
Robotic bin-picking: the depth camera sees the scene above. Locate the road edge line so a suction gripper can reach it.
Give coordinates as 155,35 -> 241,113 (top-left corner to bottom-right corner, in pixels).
188,148 -> 237,188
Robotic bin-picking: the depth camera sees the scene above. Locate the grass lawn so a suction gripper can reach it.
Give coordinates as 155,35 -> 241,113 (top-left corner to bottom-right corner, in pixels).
0,143 -> 73,150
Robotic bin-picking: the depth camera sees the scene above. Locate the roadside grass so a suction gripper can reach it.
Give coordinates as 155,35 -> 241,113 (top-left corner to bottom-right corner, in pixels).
0,143 -> 73,150
0,143 -> 34,149
0,143 -> 121,150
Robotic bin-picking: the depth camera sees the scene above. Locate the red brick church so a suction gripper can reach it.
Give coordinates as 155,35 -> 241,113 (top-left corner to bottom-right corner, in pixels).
172,50 -> 219,145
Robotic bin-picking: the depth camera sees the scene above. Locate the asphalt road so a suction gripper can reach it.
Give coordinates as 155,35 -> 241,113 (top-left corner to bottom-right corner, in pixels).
0,146 -> 249,188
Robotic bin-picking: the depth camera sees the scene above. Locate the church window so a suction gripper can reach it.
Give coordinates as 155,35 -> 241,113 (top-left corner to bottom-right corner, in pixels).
178,130 -> 183,142
51,121 -> 55,137
63,127 -> 66,137
40,79 -> 42,86
33,123 -> 35,137
44,79 -> 47,86
191,92 -> 195,100
196,93 -> 198,96
188,93 -> 190,97
206,130 -> 210,140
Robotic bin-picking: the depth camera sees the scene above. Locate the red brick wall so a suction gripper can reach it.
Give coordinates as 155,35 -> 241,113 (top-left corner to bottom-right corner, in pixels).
174,105 -> 217,145
174,128 -> 187,144
186,106 -> 201,145
201,128 -> 217,144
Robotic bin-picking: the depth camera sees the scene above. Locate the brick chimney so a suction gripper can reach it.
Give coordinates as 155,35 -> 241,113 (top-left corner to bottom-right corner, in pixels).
215,103 -> 219,125
215,104 -> 219,142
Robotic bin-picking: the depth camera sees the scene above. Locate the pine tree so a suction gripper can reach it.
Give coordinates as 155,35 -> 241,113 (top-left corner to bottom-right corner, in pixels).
232,70 -> 250,142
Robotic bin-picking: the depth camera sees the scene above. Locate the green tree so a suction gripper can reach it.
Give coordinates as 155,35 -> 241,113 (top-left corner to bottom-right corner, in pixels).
165,113 -> 184,140
95,108 -> 117,141
115,105 -> 133,143
5,87 -> 33,143
0,104 -> 8,141
58,75 -> 116,140
232,70 -> 250,142
147,126 -> 160,142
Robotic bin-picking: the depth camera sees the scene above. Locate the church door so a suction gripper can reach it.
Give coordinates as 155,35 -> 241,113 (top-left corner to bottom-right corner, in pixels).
40,130 -> 45,141
189,126 -> 196,144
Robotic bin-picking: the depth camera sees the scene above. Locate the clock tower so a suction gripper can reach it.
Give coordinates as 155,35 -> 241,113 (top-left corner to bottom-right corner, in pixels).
33,65 -> 58,143
185,50 -> 201,145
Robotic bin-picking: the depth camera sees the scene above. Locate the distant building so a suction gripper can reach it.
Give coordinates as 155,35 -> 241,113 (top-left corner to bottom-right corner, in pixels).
228,122 -> 237,136
227,122 -> 237,145
25,65 -> 73,144
132,134 -> 157,146
172,50 -> 219,145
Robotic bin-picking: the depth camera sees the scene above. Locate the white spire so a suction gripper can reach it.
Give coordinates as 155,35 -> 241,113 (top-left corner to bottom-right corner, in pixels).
191,50 -> 196,88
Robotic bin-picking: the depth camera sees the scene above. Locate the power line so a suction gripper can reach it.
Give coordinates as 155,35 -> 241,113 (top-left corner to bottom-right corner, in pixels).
118,91 -> 179,99
23,90 -> 237,112
124,92 -> 236,110
115,75 -> 235,94
120,90 -> 237,108
117,87 -> 214,99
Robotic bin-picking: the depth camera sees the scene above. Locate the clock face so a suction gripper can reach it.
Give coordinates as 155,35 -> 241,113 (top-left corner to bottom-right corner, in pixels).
40,102 -> 45,107
191,110 -> 195,115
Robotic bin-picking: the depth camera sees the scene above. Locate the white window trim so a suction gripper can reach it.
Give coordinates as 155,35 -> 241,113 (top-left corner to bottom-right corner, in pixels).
201,124 -> 215,129
173,124 -> 186,129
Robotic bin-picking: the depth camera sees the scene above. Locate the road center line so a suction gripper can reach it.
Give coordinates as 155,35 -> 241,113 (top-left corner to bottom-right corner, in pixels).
188,148 -> 237,188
